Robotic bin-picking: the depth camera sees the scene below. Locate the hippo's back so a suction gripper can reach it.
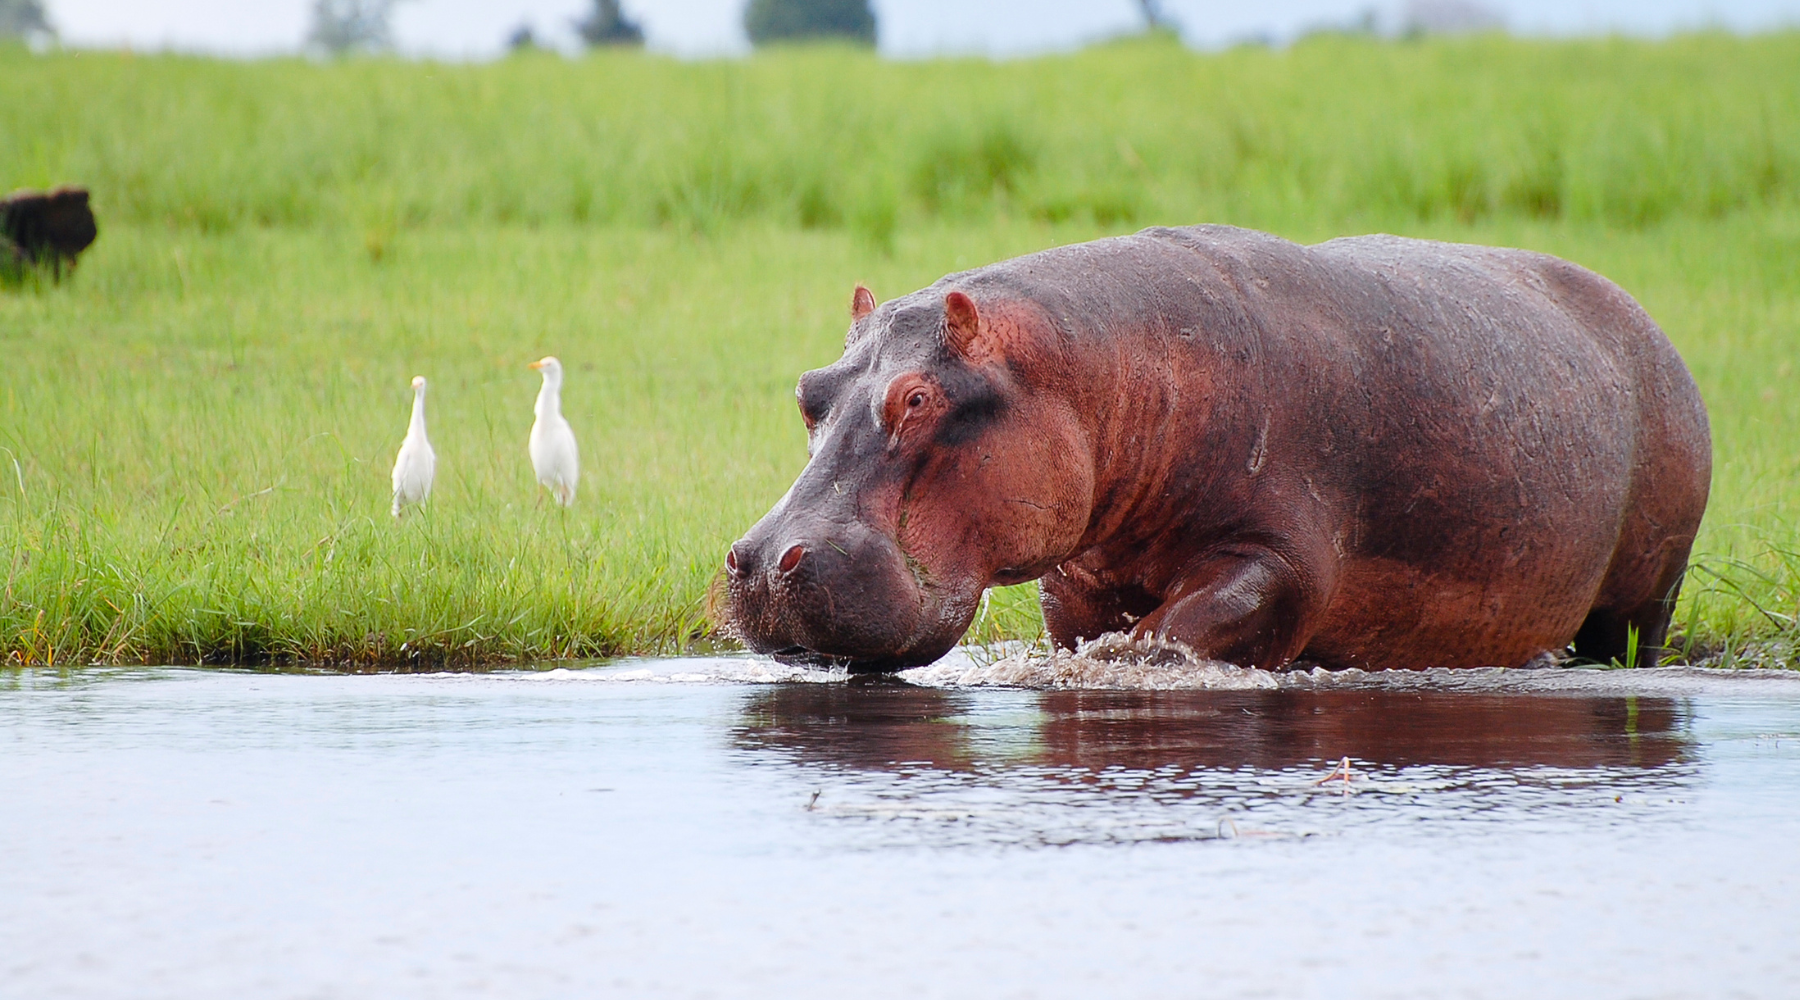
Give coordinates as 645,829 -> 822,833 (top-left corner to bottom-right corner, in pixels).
1298,230 -> 1711,555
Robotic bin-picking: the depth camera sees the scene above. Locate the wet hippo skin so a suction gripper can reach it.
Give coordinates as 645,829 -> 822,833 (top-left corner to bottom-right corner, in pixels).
723,225 -> 1712,672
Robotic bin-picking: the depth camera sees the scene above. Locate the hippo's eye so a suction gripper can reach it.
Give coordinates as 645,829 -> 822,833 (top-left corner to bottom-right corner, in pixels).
797,369 -> 842,432
880,375 -> 939,445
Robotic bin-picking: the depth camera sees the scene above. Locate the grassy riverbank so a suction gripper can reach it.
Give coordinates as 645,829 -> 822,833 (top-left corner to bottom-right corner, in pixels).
3,34 -> 1798,667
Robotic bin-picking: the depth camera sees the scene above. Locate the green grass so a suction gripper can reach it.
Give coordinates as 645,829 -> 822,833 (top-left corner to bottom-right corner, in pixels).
2,34 -> 1797,667
7,32 -> 1799,235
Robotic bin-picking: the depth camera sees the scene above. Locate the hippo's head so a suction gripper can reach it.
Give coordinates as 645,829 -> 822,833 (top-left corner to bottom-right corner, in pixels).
723,285 -> 1095,671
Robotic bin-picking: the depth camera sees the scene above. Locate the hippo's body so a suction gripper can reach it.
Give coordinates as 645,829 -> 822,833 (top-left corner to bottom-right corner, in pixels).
724,225 -> 1711,671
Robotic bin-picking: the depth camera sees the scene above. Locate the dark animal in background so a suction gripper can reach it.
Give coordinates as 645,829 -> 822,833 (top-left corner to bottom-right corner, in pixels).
2,186 -> 99,280
724,225 -> 1711,673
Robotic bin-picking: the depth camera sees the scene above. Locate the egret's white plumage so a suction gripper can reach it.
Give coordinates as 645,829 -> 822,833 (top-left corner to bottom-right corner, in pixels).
529,356 -> 579,507
391,375 -> 436,517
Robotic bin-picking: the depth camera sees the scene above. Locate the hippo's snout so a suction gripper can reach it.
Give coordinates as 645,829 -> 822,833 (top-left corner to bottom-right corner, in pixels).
723,516 -> 942,671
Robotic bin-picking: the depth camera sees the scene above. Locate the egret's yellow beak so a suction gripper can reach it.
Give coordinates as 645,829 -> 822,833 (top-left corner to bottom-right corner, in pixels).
528,360 -> 545,370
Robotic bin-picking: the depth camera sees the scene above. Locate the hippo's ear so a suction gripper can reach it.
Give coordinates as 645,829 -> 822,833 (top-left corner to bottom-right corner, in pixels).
851,285 -> 877,321
942,291 -> 983,359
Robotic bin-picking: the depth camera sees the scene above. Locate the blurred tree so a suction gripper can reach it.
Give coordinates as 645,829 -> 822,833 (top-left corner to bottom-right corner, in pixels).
507,22 -> 539,53
1401,1 -> 1503,36
1134,0 -> 1171,31
744,0 -> 875,48
0,0 -> 53,41
575,0 -> 645,48
307,0 -> 400,55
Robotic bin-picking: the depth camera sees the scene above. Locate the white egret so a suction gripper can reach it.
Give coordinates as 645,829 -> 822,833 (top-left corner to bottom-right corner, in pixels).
390,375 -> 436,517
528,356 -> 579,507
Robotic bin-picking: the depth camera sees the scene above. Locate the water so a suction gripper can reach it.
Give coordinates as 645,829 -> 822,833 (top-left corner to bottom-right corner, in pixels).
5,657 -> 1800,999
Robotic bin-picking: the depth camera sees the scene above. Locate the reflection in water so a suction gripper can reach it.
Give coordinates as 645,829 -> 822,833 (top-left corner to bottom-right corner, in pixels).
732,683 -> 1695,847
735,683 -> 1690,774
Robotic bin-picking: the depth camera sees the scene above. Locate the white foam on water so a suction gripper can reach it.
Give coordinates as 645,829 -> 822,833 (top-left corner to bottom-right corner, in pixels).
508,633 -> 1800,695
907,640 -> 1800,694
908,633 -> 1800,695
902,647 -> 1278,690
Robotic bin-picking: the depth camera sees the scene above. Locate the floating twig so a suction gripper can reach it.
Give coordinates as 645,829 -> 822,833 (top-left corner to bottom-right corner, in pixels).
1316,756 -> 1355,788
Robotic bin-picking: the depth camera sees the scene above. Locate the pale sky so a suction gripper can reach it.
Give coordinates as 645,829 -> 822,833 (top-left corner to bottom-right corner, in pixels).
38,0 -> 1800,59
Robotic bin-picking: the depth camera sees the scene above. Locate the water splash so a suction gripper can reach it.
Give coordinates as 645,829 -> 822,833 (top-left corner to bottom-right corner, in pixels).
902,632 -> 1278,690
511,632 -> 1800,695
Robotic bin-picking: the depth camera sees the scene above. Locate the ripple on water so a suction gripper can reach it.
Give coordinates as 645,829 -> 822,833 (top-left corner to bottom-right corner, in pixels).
4,655 -> 1797,997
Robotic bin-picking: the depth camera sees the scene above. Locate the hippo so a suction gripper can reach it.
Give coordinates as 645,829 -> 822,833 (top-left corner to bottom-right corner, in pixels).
722,225 -> 1711,672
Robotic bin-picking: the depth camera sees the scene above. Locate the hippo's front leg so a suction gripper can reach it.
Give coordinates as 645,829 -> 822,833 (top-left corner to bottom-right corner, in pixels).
1133,545 -> 1327,670
1039,565 -> 1162,650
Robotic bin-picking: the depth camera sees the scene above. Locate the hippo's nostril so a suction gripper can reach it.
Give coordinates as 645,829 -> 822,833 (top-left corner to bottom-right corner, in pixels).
726,541 -> 754,578
778,544 -> 806,574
